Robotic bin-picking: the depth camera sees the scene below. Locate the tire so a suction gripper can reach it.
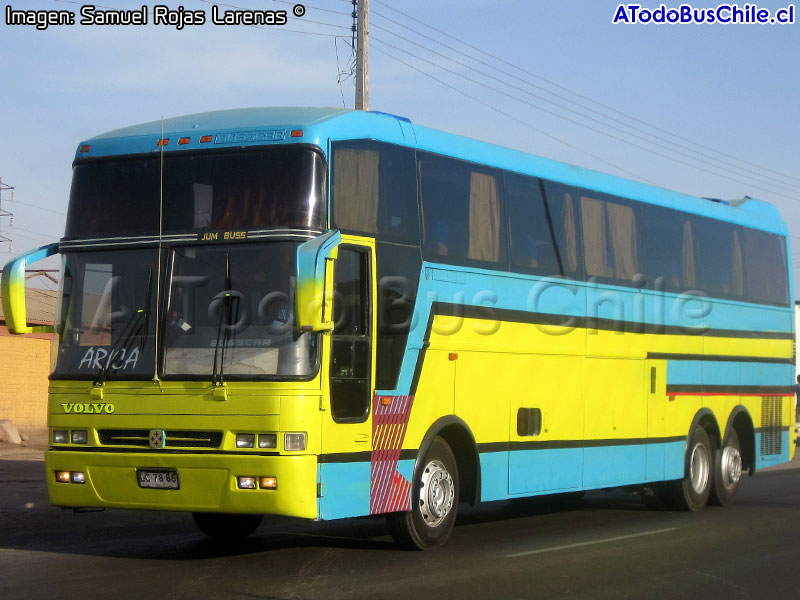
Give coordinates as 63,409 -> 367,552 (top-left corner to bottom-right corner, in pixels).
386,436 -> 459,550
668,426 -> 713,512
192,513 -> 263,540
709,428 -> 742,507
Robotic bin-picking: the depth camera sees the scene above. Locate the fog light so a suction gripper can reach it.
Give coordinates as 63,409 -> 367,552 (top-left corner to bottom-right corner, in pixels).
236,433 -> 255,448
259,476 -> 277,489
55,471 -> 71,483
53,430 -> 68,444
237,476 -> 257,489
284,432 -> 307,451
71,472 -> 86,484
71,430 -> 88,444
258,434 -> 277,449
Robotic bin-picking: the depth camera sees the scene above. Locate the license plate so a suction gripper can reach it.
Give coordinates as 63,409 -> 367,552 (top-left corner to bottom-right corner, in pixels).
137,469 -> 179,489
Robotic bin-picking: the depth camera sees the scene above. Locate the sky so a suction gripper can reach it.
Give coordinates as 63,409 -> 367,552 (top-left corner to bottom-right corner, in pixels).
1,0 -> 799,295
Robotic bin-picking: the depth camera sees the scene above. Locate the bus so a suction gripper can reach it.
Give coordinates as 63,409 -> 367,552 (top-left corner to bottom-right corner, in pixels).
2,107 -> 795,549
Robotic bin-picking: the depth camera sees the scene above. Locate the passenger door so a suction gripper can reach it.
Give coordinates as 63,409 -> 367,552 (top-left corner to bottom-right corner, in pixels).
318,237 -> 376,519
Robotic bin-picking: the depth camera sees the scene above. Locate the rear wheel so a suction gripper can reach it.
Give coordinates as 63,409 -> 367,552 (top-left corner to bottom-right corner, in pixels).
387,436 -> 459,550
668,426 -> 712,512
192,513 -> 263,540
709,429 -> 742,507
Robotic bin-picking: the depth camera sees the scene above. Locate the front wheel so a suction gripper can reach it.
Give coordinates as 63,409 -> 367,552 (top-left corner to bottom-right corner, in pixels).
668,425 -> 712,512
192,513 -> 263,540
709,428 -> 742,507
387,436 -> 459,550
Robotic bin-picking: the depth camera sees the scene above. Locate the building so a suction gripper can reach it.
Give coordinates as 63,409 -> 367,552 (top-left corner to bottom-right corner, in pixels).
0,287 -> 57,437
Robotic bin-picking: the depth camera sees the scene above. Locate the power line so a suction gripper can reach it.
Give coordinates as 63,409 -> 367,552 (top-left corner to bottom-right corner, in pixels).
371,35 -> 800,203
4,198 -> 66,216
370,12 -> 800,196
372,0 -> 800,190
370,41 -> 656,185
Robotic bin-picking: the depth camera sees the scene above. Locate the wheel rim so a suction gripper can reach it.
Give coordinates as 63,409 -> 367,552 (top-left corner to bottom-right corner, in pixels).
689,442 -> 710,494
720,445 -> 742,488
418,459 -> 455,527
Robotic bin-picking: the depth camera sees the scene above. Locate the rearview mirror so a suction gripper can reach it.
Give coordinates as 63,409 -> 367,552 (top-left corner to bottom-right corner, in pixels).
1,243 -> 59,334
295,230 -> 341,332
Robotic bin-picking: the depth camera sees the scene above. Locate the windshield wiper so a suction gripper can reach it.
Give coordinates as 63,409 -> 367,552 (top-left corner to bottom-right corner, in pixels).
94,269 -> 152,386
212,254 -> 238,386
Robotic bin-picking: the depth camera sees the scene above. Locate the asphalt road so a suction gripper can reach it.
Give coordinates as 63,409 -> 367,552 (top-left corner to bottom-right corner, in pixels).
1,451 -> 799,600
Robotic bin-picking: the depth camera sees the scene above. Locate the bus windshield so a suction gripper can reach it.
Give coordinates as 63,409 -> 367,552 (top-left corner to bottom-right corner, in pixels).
65,147 -> 326,239
163,241 -> 317,380
52,242 -> 317,381
53,249 -> 158,380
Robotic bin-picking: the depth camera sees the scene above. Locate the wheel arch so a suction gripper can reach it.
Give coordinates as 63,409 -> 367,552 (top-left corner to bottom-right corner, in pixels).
724,406 -> 756,475
416,416 -> 481,506
688,407 -> 722,450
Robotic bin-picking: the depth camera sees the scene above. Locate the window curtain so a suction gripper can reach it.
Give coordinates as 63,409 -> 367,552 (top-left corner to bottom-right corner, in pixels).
333,148 -> 380,234
682,220 -> 696,288
580,195 -> 609,277
467,171 -> 500,262
607,202 -> 638,280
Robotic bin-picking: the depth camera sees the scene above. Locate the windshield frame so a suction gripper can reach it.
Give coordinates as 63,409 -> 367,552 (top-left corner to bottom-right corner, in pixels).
158,239 -> 322,383
65,144 -> 328,241
50,248 -> 160,382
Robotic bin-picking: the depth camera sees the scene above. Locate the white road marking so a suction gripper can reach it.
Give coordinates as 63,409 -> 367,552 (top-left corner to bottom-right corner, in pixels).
505,527 -> 679,558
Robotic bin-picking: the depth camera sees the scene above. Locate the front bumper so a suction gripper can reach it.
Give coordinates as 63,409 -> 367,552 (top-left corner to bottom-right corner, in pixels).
45,449 -> 318,519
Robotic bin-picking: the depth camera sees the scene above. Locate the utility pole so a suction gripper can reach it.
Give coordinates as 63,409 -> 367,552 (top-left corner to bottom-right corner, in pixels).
0,177 -> 13,251
355,0 -> 369,111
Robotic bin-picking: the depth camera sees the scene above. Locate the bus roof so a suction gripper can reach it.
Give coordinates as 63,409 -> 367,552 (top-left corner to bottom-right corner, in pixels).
76,106 -> 786,235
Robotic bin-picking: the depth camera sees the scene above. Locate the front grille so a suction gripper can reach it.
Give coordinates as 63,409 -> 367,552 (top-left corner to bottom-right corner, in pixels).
760,396 -> 783,456
98,429 -> 223,449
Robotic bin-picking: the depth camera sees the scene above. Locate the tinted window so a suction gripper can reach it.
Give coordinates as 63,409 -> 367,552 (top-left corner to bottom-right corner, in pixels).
644,206 -> 698,292
375,243 -> 421,390
743,228 -> 789,305
420,154 -> 506,267
331,141 -> 418,244
693,217 -> 744,299
506,174 -> 562,275
330,248 -> 371,422
66,147 -> 326,238
539,181 -> 580,276
581,192 -> 642,282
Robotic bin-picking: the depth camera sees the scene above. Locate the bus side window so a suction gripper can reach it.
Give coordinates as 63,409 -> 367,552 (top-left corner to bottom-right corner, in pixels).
742,228 -> 789,305
330,248 -> 372,423
332,141 -> 419,245
539,181 -> 580,276
420,153 -> 506,267
507,173 -> 560,275
580,193 -> 642,282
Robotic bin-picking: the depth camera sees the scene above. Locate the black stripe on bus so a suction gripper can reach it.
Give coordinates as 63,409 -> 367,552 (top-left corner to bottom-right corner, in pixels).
477,436 -> 686,454
647,352 -> 794,364
317,449 -> 418,464
48,447 -> 281,457
433,302 -> 794,340
665,384 -> 794,395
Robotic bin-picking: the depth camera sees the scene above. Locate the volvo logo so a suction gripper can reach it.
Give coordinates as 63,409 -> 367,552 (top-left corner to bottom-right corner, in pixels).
149,430 -> 166,449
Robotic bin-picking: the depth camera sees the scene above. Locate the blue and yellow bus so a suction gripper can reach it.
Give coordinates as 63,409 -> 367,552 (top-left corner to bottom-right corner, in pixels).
2,107 -> 795,549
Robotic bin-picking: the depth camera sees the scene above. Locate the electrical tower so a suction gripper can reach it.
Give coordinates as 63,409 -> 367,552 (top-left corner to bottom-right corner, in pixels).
0,177 -> 14,251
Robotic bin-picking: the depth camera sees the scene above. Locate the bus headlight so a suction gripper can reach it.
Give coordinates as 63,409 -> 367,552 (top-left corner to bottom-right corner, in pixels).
258,434 -> 277,449
53,430 -> 68,444
71,430 -> 88,444
236,433 -> 255,448
284,432 -> 307,451
237,476 -> 257,489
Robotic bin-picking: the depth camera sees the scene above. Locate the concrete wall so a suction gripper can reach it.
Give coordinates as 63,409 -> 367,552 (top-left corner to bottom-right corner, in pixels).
0,329 -> 52,437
